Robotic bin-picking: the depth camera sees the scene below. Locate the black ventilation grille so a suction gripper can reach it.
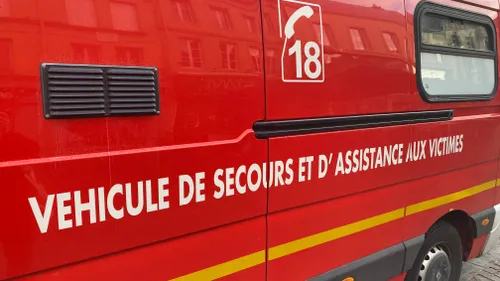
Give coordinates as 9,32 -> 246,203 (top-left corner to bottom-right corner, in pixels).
41,63 -> 160,119
108,68 -> 158,115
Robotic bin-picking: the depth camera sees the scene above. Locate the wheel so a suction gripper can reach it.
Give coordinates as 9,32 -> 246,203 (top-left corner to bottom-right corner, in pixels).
405,221 -> 463,281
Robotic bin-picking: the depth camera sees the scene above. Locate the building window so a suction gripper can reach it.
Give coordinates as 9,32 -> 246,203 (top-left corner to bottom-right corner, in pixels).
313,23 -> 334,47
116,47 -> 143,65
0,39 -> 12,72
382,32 -> 399,52
211,7 -> 232,30
266,49 -> 276,73
66,0 -> 97,27
264,13 -> 275,31
72,44 -> 100,63
180,39 -> 202,68
220,43 -> 237,70
172,0 -> 195,23
416,2 -> 497,101
349,28 -> 366,50
244,16 -> 256,33
249,47 -> 261,72
110,2 -> 139,31
0,0 -> 10,17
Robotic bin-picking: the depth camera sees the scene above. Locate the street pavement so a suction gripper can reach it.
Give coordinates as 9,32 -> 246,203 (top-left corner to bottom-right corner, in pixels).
461,238 -> 500,280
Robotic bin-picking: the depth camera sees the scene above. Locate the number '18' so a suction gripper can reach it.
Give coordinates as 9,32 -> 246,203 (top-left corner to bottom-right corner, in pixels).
288,40 -> 321,79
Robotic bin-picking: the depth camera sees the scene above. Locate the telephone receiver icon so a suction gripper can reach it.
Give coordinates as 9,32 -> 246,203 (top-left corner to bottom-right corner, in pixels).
284,6 -> 314,39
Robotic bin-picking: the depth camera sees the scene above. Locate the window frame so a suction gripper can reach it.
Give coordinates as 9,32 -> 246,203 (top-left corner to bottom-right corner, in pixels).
414,1 -> 498,102
172,0 -> 195,23
66,0 -> 98,27
110,1 -> 140,32
220,42 -> 238,70
180,38 -> 202,68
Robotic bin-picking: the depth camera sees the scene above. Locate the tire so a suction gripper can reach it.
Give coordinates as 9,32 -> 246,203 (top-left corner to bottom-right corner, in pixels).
405,221 -> 463,281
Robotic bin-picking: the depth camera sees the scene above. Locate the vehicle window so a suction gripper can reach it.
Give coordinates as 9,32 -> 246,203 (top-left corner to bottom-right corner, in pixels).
416,3 -> 497,101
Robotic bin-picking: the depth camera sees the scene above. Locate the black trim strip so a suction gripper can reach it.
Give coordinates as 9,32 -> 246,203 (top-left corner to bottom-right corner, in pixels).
471,207 -> 496,238
402,235 -> 425,272
307,243 -> 405,281
253,110 -> 453,139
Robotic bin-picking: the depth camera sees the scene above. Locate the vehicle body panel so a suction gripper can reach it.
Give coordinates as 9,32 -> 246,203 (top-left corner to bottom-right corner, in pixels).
1,0 -> 500,280
0,0 -> 267,279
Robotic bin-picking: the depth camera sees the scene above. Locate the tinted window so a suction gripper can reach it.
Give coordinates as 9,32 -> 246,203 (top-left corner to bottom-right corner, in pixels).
416,3 -> 497,101
421,13 -> 491,52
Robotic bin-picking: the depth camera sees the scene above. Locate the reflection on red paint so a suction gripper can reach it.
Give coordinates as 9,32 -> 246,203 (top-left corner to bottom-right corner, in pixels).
0,0 -> 499,280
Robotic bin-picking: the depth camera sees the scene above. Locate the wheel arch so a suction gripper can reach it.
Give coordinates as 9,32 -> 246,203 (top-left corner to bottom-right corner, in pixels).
427,210 -> 475,261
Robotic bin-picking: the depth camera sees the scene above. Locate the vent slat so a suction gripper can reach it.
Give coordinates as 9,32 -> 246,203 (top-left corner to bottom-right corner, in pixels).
107,69 -> 154,75
108,86 -> 155,92
51,104 -> 106,110
109,98 -> 156,103
49,86 -> 105,92
50,98 -> 105,104
48,74 -> 103,80
108,75 -> 154,81
110,103 -> 156,109
49,80 -> 104,86
109,92 -> 156,97
42,63 -> 159,118
110,108 -> 158,114
48,67 -> 103,74
50,110 -> 106,116
50,93 -> 105,98
108,81 -> 155,86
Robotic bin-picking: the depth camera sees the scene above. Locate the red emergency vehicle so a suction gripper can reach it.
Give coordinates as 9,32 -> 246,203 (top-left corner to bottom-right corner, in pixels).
1,0 -> 500,280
